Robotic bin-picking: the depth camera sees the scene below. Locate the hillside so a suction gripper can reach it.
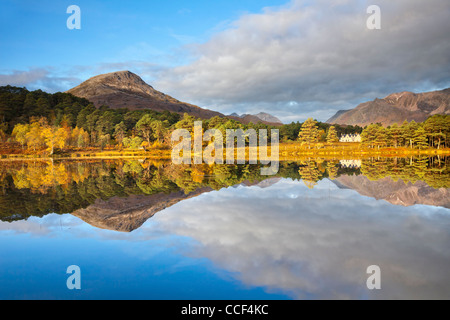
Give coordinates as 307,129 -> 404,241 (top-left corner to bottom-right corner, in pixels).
67,70 -> 224,119
327,88 -> 450,126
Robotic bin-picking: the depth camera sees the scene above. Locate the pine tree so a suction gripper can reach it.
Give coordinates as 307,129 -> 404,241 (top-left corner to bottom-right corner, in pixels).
406,120 -> 418,148
326,126 -> 339,144
389,123 -> 401,147
413,126 -> 428,149
298,118 -> 319,148
361,124 -> 378,148
374,125 -> 388,149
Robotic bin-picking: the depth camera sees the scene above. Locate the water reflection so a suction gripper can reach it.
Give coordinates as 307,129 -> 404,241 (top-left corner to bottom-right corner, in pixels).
0,157 -> 448,226
1,178 -> 449,299
0,157 -> 449,299
153,179 -> 450,299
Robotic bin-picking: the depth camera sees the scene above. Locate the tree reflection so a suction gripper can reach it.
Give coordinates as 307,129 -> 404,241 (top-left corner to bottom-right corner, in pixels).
0,156 -> 448,222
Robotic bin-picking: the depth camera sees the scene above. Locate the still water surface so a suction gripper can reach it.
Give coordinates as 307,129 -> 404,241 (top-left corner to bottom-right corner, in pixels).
0,158 -> 449,299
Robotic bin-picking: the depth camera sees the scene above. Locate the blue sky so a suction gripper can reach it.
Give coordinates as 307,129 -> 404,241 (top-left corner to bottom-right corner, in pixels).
1,0 -> 286,69
1,0 -> 449,122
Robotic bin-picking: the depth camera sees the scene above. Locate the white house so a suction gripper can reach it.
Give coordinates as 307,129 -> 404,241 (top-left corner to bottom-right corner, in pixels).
339,134 -> 361,143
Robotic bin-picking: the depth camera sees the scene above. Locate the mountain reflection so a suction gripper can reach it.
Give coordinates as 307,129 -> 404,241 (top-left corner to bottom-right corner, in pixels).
0,156 -> 448,231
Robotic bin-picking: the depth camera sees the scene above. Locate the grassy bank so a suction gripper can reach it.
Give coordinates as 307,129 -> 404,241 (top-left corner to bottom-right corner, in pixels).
1,142 -> 449,161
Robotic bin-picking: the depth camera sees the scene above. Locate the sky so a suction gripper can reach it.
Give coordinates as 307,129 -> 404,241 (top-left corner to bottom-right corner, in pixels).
0,0 -> 449,123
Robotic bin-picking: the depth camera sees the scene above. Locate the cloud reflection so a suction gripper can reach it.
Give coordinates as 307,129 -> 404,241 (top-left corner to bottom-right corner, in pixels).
1,179 -> 449,299
153,179 -> 450,299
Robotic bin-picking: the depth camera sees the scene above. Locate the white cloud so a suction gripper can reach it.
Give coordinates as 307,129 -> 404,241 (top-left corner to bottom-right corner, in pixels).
155,0 -> 450,122
0,68 -> 80,93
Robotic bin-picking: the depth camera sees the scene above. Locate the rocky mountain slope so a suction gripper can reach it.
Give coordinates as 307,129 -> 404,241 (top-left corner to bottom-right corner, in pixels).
67,70 -> 223,119
327,88 -> 450,126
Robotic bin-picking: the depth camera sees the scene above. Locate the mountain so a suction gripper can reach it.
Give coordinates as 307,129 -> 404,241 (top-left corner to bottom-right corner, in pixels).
67,71 -> 283,125
67,70 -> 223,119
228,112 -> 283,125
326,88 -> 450,126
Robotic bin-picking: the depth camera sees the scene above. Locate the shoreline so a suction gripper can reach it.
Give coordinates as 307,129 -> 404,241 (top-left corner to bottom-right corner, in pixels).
0,143 -> 449,161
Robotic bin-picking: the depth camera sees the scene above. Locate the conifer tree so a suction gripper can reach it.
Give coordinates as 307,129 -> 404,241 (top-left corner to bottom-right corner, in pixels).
326,126 -> 339,143
298,118 -> 319,148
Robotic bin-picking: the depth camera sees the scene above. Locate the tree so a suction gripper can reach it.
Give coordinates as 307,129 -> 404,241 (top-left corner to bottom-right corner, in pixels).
389,123 -> 401,147
0,125 -> 7,143
423,115 -> 447,149
326,126 -> 339,144
123,136 -> 144,149
361,124 -> 379,148
405,120 -> 418,148
150,120 -> 167,143
114,122 -> 127,146
175,113 -> 196,133
136,114 -> 155,144
413,126 -> 428,149
96,111 -> 118,136
374,125 -> 388,149
298,118 -> 319,148
25,120 -> 46,151
85,110 -> 100,133
42,127 -> 68,155
76,105 -> 96,129
12,123 -> 30,149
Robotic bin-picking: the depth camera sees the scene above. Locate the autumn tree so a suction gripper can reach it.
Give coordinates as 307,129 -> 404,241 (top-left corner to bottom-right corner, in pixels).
42,126 -> 68,155
298,118 -> 319,148
25,119 -> 46,151
326,126 -> 339,144
12,123 -> 30,149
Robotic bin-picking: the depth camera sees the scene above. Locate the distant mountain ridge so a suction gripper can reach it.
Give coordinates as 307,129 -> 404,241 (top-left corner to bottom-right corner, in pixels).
228,112 -> 283,125
327,88 -> 450,126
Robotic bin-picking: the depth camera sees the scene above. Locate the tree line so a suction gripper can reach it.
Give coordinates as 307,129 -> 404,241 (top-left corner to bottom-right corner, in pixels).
0,86 -> 448,154
296,116 -> 450,149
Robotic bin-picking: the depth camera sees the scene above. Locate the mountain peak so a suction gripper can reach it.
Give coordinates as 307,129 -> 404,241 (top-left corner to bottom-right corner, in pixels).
67,71 -> 223,119
88,70 -> 146,84
70,70 -> 156,97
